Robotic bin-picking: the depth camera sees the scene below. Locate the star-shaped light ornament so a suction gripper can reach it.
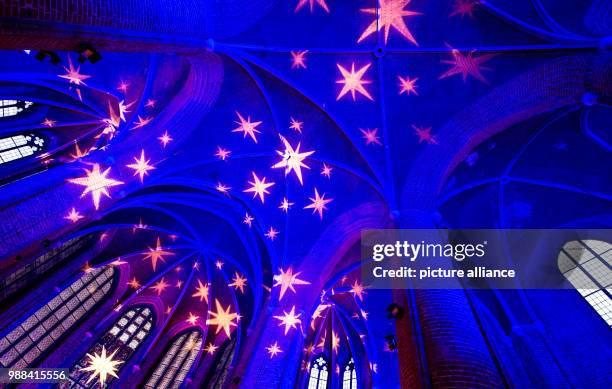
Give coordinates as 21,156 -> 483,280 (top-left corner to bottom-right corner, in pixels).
279,197 -> 294,212
336,63 -> 373,101
68,164 -> 124,210
295,0 -> 329,13
228,272 -> 248,294
272,136 -> 314,185
207,299 -> 238,338
304,188 -> 333,220
267,342 -> 283,358
243,213 -> 254,227
215,146 -> 231,160
205,343 -> 218,354
233,112 -> 262,143
132,115 -> 152,130
244,172 -> 275,203
412,125 -> 438,144
450,0 -> 478,18
80,346 -> 123,386
158,131 -> 173,147
360,128 -> 382,146
398,75 -> 419,95
358,0 -> 421,45
273,267 -> 311,301
332,331 -> 340,353
289,117 -> 304,133
126,149 -> 155,183
192,279 -> 209,303
321,163 -> 333,178
127,277 -> 141,289
143,237 -> 174,271
350,280 -> 367,301
274,306 -> 302,335
439,46 -> 496,84
42,118 -> 56,127
65,207 -> 84,223
59,57 -> 91,85
216,182 -> 231,194
265,227 -> 279,241
186,312 -> 200,325
291,51 -> 308,69
151,277 -> 169,296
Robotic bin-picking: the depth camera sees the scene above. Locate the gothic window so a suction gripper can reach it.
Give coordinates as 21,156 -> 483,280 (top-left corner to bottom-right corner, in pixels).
558,239 -> 612,326
308,355 -> 329,389
0,100 -> 33,118
207,337 -> 237,389
0,266 -> 115,369
0,133 -> 46,165
64,306 -> 154,388
144,330 -> 203,389
342,358 -> 357,389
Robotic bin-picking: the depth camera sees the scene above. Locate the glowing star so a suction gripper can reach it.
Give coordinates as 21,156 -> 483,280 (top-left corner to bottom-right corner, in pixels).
228,272 -> 248,293
321,163 -> 333,178
205,343 -> 218,354
350,280 -> 367,301
291,50 -> 308,69
175,280 -> 183,289
68,164 -> 124,210
207,299 -> 238,338
360,128 -> 382,146
398,75 -> 419,95
216,182 -> 231,194
215,260 -> 224,269
265,226 -> 279,241
215,146 -> 231,160
158,131 -> 173,147
331,331 -> 340,353
272,136 -> 314,185
279,197 -> 294,212
151,277 -> 169,296
295,0 -> 329,13
336,63 -> 373,101
59,57 -> 91,85
118,100 -> 133,122
70,143 -> 90,161
439,46 -> 496,84
266,342 -> 283,358
80,346 -> 123,386
273,267 -> 311,301
244,172 -> 275,203
65,208 -> 83,223
274,306 -> 302,335
243,213 -> 254,227
132,218 -> 147,233
126,149 -> 155,183
289,117 -> 304,133
304,188 -> 333,220
145,99 -> 156,108
186,312 -> 200,325
127,277 -> 141,289
450,0 -> 478,19
192,279 -> 209,303
117,80 -> 130,93
232,112 -> 262,143
412,125 -> 438,144
358,0 -> 421,45
143,237 -> 174,271
132,115 -> 152,130
42,118 -> 56,127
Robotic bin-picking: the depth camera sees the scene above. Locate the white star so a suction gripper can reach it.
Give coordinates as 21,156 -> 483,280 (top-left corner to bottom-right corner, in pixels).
272,136 -> 314,185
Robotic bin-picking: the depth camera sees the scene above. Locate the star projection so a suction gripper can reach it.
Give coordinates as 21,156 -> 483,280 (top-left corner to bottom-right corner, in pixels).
244,172 -> 275,203
360,128 -> 382,146
350,280 -> 367,301
358,0 -> 421,45
398,75 -> 419,95
450,0 -> 479,18
186,312 -> 200,325
274,306 -> 302,335
205,343 -> 218,355
233,111 -> 262,143
273,267 -> 311,301
243,213 -> 254,227
80,346 -> 123,386
272,136 -> 315,185
151,277 -> 169,295
67,164 -> 124,210
207,299 -> 238,338
143,237 -> 174,271
265,226 -> 279,240
126,149 -> 155,183
158,131 -> 173,147
215,146 -> 231,160
58,57 -> 91,85
336,62 -> 373,101
279,197 -> 294,212
294,0 -> 329,13
304,188 -> 333,219
228,272 -> 248,293
412,125 -> 438,144
291,50 -> 308,69
439,47 -> 496,83
64,207 -> 84,223
266,342 -> 283,358
192,279 -> 210,303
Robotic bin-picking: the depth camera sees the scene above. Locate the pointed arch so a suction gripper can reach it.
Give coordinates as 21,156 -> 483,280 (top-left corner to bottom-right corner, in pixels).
307,354 -> 330,389
342,357 -> 357,389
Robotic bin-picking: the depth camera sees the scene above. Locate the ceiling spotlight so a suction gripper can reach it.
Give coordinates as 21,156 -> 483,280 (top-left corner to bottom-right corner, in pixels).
386,303 -> 405,320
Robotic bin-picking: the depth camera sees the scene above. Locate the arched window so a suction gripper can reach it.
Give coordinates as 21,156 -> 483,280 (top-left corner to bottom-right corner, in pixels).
0,133 -> 46,165
207,337 -> 237,389
342,358 -> 357,389
65,305 -> 154,388
0,266 -> 115,369
558,239 -> 612,326
144,330 -> 202,389
308,355 -> 329,389
0,100 -> 33,118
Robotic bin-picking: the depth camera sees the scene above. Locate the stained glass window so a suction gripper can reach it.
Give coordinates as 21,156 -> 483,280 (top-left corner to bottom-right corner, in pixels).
558,239 -> 612,326
63,305 -> 154,388
0,100 -> 33,118
0,266 -> 115,369
0,134 -> 46,165
342,358 -> 357,389
144,330 -> 202,389
207,337 -> 237,389
308,355 -> 329,389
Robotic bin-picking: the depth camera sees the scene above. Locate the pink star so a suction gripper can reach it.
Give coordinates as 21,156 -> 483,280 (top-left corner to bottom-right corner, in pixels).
158,131 -> 173,147
243,172 -> 275,203
243,213 -> 254,227
321,163 -> 333,178
439,46 -> 496,84
126,149 -> 155,183
145,99 -> 156,108
65,208 -> 84,223
279,197 -> 294,212
358,0 -> 421,45
216,182 -> 231,194
291,51 -> 308,69
265,227 -> 279,241
398,75 -> 419,95
304,188 -> 333,220
42,118 -> 56,127
295,0 -> 329,13
132,115 -> 153,130
450,0 -> 478,19
336,62 -> 373,101
233,112 -> 262,143
58,57 -> 91,85
266,341 -> 283,358
360,128 -> 382,146
290,117 -> 304,133
412,125 -> 438,144
215,146 -> 231,161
